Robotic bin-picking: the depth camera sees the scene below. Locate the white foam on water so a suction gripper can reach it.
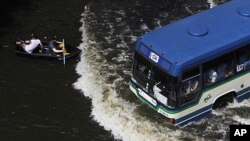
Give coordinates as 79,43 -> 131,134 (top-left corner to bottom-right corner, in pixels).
153,18 -> 161,28
207,0 -> 217,8
185,5 -> 193,14
115,10 -> 126,17
227,99 -> 250,108
232,115 -> 250,125
140,23 -> 150,32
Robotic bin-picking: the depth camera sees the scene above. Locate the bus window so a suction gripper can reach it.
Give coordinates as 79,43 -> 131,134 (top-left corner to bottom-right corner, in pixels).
236,44 -> 250,72
151,67 -> 177,108
204,52 -> 235,86
180,67 -> 200,105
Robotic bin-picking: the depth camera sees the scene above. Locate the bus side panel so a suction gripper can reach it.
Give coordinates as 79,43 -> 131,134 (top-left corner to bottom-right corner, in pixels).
175,72 -> 250,126
236,87 -> 250,102
236,71 -> 250,102
175,105 -> 212,127
201,72 -> 250,106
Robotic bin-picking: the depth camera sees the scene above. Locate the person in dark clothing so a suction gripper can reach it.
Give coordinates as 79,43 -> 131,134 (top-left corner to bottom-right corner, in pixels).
49,36 -> 64,53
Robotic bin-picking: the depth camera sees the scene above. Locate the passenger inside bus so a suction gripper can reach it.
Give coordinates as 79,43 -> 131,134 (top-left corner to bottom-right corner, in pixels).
182,79 -> 199,95
217,63 -> 227,80
190,80 -> 199,92
206,64 -> 234,86
207,69 -> 217,84
226,67 -> 234,77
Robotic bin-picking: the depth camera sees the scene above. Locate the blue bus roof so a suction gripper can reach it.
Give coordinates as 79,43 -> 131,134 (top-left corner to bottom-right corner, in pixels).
136,0 -> 250,77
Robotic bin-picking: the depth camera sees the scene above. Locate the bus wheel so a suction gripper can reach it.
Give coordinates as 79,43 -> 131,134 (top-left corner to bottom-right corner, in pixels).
213,93 -> 235,109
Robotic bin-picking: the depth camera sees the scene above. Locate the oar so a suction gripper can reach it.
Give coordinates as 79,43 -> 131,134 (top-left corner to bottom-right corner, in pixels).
63,39 -> 66,65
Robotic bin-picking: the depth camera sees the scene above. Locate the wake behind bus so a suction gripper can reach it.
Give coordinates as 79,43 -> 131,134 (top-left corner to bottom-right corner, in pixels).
129,0 -> 250,127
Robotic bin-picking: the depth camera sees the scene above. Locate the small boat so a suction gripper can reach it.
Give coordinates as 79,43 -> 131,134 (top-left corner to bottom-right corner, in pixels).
14,40 -> 81,61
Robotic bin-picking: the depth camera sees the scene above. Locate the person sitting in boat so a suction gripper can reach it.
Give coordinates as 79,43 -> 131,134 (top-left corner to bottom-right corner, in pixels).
49,36 -> 69,55
16,34 -> 44,54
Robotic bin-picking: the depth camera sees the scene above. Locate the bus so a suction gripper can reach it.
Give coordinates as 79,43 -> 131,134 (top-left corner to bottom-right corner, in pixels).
129,0 -> 250,127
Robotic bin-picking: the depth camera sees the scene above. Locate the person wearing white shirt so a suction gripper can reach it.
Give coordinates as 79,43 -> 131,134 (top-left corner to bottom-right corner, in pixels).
16,34 -> 43,54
